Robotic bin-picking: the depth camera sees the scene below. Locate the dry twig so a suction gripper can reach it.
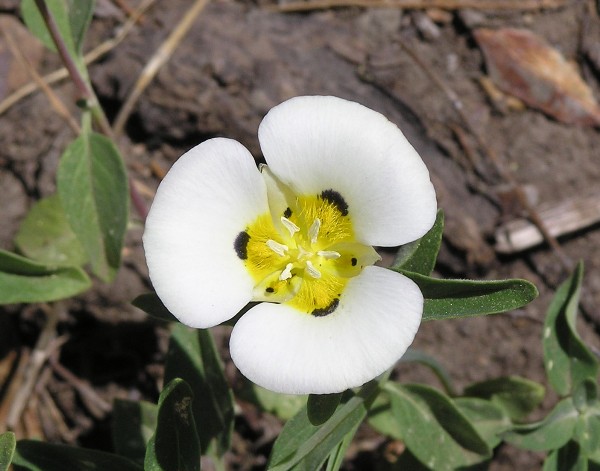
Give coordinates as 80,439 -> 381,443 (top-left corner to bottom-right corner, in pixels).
0,0 -> 156,116
269,0 -> 568,13
1,27 -> 80,133
113,0 -> 210,136
6,304 -> 63,430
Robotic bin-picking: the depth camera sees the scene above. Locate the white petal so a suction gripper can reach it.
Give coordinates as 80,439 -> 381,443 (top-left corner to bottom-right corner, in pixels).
258,96 -> 437,247
143,138 -> 268,328
230,266 -> 423,394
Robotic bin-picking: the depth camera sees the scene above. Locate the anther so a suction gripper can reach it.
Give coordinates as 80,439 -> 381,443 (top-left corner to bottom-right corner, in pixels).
305,261 -> 321,279
280,263 -> 294,280
266,239 -> 289,257
308,218 -> 321,245
281,216 -> 300,237
317,250 -> 341,260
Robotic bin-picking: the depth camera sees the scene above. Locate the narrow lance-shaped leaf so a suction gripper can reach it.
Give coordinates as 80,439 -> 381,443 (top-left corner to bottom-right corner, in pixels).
464,376 -> 545,422
453,398 -> 512,449
268,382 -> 379,471
400,348 -> 456,396
12,441 -> 141,471
543,261 -> 599,396
386,382 -> 491,471
15,194 -> 87,268
324,421 -> 361,471
542,441 -> 587,471
57,127 -> 129,282
163,325 -> 234,457
503,398 -> 578,451
21,0 -> 94,56
112,399 -> 158,465
21,0 -> 75,54
66,0 -> 95,53
307,393 -> 343,426
144,379 -> 199,471
132,293 -> 179,323
0,249 -> 91,304
393,209 -> 444,276
397,271 -> 538,321
0,432 -> 16,471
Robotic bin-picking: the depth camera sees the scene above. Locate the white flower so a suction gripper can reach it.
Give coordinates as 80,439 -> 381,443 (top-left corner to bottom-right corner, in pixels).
143,96 -> 437,395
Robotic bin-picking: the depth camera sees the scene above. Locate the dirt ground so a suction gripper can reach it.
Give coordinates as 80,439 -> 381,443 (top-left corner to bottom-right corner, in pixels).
1,0 -> 600,469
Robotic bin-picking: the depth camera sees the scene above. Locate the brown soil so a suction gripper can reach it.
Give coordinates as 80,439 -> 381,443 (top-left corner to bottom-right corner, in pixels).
1,1 -> 600,470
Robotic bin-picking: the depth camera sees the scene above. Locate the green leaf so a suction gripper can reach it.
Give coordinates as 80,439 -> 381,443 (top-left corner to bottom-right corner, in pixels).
543,441 -> 587,471
324,421 -> 360,471
307,393 -> 343,426
21,0 -> 74,54
504,398 -> 578,451
15,194 -> 87,267
0,432 -> 16,471
572,381 -> 600,457
400,348 -> 456,396
21,0 -> 94,55
386,382 -> 491,470
112,399 -> 158,465
239,383 -> 307,421
132,293 -> 178,323
144,379 -> 199,471
12,440 -> 141,471
453,398 -> 512,449
268,382 -> 379,471
57,130 -> 129,282
164,325 -> 234,457
0,249 -> 91,303
66,0 -> 95,53
399,271 -> 538,321
393,209 -> 444,276
543,262 -> 599,396
367,392 -> 403,440
464,376 -> 545,421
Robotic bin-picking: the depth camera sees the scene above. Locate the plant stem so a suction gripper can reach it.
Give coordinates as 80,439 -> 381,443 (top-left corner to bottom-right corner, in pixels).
33,0 -> 149,220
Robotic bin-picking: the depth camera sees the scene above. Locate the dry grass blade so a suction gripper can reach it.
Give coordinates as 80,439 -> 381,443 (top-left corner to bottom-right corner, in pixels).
0,0 -> 156,116
6,304 -> 62,430
269,0 -> 568,13
1,26 -> 80,133
113,0 -> 210,136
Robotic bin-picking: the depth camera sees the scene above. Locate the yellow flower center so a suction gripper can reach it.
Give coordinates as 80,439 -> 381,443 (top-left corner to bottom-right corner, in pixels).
234,190 -> 380,316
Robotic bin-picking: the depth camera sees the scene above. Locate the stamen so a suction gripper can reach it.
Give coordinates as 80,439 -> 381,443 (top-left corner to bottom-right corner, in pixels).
280,263 -> 294,280
266,239 -> 289,257
281,216 -> 300,237
308,218 -> 321,245
317,250 -> 341,260
305,260 -> 321,279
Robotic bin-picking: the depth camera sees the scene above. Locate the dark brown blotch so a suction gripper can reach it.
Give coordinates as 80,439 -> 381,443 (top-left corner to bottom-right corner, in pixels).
234,231 -> 250,260
320,189 -> 349,216
312,298 -> 340,317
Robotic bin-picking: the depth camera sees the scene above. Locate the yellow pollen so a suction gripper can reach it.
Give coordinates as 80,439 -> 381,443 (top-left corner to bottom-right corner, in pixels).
238,192 -> 380,315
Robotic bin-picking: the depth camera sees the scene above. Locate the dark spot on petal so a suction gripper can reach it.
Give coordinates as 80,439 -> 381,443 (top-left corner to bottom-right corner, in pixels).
351,257 -> 357,266
312,298 -> 340,317
234,231 -> 250,260
320,189 -> 349,216
266,287 -> 275,293
284,207 -> 292,218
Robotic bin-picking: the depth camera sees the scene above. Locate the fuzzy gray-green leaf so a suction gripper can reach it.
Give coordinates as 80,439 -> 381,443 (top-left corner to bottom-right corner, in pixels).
399,271 -> 538,321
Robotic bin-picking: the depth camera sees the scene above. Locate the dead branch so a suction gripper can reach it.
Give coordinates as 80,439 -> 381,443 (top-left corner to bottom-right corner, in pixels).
0,0 -> 156,116
269,0 -> 568,13
496,192 -> 600,254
